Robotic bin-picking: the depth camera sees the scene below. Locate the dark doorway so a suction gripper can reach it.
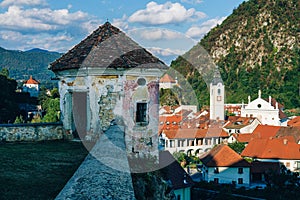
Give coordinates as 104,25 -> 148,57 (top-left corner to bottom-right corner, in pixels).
73,92 -> 88,139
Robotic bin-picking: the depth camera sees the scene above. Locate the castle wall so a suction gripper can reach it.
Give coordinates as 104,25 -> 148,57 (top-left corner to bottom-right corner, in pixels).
0,123 -> 63,142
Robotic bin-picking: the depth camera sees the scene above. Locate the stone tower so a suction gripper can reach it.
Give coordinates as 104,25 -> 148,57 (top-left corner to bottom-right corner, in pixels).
49,22 -> 167,159
209,69 -> 224,120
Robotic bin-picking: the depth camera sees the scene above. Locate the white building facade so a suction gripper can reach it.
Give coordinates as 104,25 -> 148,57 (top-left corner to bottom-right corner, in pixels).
241,90 -> 287,126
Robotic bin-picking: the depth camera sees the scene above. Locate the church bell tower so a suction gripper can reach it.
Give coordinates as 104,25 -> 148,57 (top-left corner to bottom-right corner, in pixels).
209,69 -> 224,121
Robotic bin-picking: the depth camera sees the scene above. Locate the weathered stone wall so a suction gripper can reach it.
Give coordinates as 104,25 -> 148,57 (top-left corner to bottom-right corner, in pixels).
55,124 -> 136,200
0,123 -> 64,142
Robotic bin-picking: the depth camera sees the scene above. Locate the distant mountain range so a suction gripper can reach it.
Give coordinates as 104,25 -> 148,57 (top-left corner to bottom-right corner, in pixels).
0,47 -> 62,86
170,0 -> 300,109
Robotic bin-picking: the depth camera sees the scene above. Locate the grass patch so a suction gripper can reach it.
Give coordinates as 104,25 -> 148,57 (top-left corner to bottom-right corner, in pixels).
0,140 -> 89,200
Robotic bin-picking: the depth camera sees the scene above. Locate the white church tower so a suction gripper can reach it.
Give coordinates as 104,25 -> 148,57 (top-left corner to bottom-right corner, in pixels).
209,70 -> 225,121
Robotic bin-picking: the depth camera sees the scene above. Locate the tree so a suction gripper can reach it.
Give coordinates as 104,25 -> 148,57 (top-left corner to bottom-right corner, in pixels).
14,115 -> 25,124
0,68 -> 9,77
228,142 -> 246,154
38,87 -> 60,123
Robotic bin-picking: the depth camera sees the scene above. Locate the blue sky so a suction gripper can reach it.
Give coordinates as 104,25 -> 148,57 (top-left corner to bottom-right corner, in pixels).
0,0 -> 244,63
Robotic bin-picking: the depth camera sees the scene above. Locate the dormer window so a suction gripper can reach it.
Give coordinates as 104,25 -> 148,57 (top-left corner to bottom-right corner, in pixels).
214,167 -> 219,174
136,102 -> 148,126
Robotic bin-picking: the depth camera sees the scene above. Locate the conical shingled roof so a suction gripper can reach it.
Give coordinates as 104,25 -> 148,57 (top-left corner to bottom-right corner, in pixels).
50,22 -> 168,71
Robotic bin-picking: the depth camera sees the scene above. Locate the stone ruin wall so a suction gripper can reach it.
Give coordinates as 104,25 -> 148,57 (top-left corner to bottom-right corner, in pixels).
0,123 -> 64,142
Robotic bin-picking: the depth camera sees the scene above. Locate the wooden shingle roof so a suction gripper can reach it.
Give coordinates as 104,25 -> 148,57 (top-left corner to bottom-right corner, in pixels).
50,22 -> 168,72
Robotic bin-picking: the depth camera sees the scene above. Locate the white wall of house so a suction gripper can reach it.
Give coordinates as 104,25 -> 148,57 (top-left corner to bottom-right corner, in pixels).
159,82 -> 176,89
23,83 -> 39,97
174,187 -> 191,200
202,165 -> 250,186
160,134 -> 225,155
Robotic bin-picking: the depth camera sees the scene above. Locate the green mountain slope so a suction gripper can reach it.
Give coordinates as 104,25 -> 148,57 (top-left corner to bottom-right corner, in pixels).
0,47 -> 62,84
171,0 -> 300,109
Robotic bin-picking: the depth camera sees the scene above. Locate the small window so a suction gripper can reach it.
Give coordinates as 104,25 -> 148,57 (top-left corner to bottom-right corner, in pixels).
214,178 -> 219,184
238,168 -> 243,174
218,88 -> 221,95
286,162 -> 290,167
214,167 -> 219,174
137,77 -> 146,86
257,104 -> 261,108
136,102 -> 148,125
238,178 -> 243,184
177,195 -> 181,200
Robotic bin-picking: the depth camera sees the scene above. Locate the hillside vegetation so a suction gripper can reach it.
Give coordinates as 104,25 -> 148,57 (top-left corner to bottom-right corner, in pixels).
170,0 -> 300,109
0,47 -> 61,84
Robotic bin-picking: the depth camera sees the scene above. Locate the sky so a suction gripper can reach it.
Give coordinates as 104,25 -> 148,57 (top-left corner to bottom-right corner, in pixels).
0,0 -> 244,64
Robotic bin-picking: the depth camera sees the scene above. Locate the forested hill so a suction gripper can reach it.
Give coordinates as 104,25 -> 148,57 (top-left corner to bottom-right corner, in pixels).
171,0 -> 300,109
0,47 -> 62,85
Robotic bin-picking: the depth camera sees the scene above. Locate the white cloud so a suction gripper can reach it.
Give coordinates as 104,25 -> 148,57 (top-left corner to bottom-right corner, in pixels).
128,1 -> 206,25
129,28 -> 184,41
0,30 -> 73,52
0,0 -> 47,7
181,0 -> 203,4
0,3 -> 99,52
0,5 -> 89,31
112,15 -> 129,31
186,16 -> 226,39
148,47 -> 185,57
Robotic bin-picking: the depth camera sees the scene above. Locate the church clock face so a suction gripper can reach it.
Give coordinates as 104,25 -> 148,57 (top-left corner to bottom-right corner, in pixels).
217,96 -> 222,101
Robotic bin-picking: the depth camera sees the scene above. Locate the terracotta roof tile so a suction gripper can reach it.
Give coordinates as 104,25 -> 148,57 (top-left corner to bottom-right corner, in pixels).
288,116 -> 300,127
231,133 -> 259,143
224,117 -> 257,129
160,74 -> 176,83
25,75 -> 39,84
252,125 -> 281,139
241,137 -> 300,160
200,144 -> 251,167
162,128 -> 228,139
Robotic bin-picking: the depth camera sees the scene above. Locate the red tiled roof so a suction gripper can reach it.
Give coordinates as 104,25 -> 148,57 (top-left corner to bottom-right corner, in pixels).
25,75 -> 39,84
276,126 -> 300,143
162,128 -> 228,139
231,133 -> 258,143
200,144 -> 251,167
224,117 -> 257,129
241,137 -> 300,160
160,74 -> 176,83
252,125 -> 281,139
288,116 -> 300,127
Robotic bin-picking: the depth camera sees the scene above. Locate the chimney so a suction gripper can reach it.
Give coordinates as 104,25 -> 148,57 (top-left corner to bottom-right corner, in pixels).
283,139 -> 288,145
